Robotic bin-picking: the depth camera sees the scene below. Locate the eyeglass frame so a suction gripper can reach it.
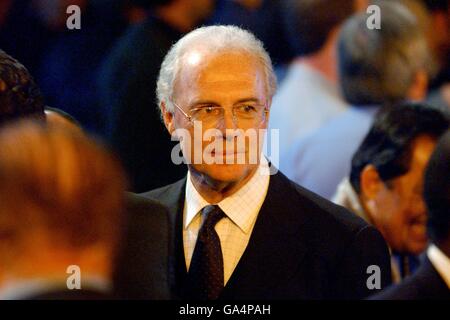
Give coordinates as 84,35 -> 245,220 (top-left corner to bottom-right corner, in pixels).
170,100 -> 269,126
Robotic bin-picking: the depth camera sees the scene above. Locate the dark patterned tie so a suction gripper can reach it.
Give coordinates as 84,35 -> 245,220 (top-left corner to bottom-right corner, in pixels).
186,205 -> 225,300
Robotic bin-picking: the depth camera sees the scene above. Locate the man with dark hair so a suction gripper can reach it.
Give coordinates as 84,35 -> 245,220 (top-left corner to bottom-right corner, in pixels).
282,0 -> 362,56
372,129 -> 450,299
283,2 -> 433,199
0,50 -> 45,126
269,0 -> 364,170
334,102 -> 449,282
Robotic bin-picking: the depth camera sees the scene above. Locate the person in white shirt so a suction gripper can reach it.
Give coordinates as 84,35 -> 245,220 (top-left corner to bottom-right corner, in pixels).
372,129 -> 450,299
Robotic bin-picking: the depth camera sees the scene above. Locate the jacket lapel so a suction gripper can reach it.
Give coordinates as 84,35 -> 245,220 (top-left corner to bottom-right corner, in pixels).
220,172 -> 311,299
142,177 -> 188,298
152,173 -> 314,299
415,256 -> 450,299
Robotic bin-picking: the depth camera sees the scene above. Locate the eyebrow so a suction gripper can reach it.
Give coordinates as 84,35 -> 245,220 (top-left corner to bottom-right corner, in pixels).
189,100 -> 220,108
190,97 -> 262,108
235,98 -> 261,104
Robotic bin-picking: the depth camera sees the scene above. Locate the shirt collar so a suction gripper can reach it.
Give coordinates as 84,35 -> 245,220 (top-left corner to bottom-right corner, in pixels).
333,178 -> 371,223
291,62 -> 339,97
184,157 -> 271,234
427,244 -> 450,289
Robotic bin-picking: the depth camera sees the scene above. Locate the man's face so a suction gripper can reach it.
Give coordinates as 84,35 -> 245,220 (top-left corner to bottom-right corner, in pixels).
166,50 -> 269,185
369,135 -> 437,255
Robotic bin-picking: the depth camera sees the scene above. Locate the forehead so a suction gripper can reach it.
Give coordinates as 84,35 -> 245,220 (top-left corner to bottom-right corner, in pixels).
409,135 -> 437,171
174,50 -> 266,104
394,135 -> 437,189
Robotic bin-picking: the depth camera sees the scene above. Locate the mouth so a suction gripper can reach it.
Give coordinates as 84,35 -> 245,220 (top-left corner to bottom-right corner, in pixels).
411,214 -> 427,225
409,215 -> 427,236
210,150 -> 246,156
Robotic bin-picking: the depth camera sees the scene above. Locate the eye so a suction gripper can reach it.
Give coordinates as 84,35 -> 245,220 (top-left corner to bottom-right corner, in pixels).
202,105 -> 217,114
191,105 -> 221,118
236,104 -> 257,114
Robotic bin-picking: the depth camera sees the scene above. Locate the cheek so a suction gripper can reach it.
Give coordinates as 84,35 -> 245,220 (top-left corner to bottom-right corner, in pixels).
389,207 -> 410,236
373,193 -> 405,233
384,203 -> 420,248
381,195 -> 409,229
374,193 -> 397,221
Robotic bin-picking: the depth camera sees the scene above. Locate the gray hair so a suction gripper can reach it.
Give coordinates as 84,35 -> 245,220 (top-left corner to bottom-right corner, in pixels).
156,25 -> 277,114
338,1 -> 433,106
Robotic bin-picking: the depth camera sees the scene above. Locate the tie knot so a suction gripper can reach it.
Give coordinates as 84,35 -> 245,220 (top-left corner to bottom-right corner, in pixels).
202,205 -> 225,229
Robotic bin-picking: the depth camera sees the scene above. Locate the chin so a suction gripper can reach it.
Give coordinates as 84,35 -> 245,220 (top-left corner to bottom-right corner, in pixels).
406,240 -> 428,255
199,163 -> 255,183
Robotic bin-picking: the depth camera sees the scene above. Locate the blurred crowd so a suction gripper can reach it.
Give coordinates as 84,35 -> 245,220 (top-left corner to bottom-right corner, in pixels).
0,0 -> 449,300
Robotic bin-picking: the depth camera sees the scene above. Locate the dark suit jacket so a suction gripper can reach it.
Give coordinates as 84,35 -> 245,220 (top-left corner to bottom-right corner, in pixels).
113,194 -> 171,299
97,16 -> 186,192
140,171 -> 392,300
371,256 -> 450,300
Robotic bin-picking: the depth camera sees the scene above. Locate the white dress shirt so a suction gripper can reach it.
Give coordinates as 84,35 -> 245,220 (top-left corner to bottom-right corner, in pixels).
183,158 -> 270,284
427,244 -> 450,289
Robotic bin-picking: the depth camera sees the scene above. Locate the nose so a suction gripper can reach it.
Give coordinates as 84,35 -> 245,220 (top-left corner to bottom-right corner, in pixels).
409,193 -> 428,221
217,109 -> 238,135
416,197 -> 427,215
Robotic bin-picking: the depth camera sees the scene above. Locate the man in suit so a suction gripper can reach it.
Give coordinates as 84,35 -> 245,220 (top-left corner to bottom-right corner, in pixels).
334,102 -> 449,283
372,130 -> 450,299
139,25 -> 392,300
0,121 -> 126,299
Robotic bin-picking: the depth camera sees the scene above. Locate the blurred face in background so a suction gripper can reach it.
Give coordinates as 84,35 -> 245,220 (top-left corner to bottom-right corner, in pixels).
0,121 -> 125,282
364,135 -> 437,255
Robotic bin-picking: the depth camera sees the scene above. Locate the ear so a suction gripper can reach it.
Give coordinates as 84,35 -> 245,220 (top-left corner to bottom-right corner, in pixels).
407,70 -> 428,101
261,97 -> 272,126
161,101 -> 175,135
266,97 -> 272,111
360,164 -> 384,200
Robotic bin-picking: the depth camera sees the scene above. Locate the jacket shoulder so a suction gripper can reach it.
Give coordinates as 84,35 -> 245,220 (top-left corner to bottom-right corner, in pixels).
126,192 -> 168,216
279,172 -> 369,234
273,172 -> 388,260
139,178 -> 186,206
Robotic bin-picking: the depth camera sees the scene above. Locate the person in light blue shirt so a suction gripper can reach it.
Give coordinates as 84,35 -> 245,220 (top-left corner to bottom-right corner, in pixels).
268,0 -> 356,169
282,2 -> 433,199
284,105 -> 379,199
